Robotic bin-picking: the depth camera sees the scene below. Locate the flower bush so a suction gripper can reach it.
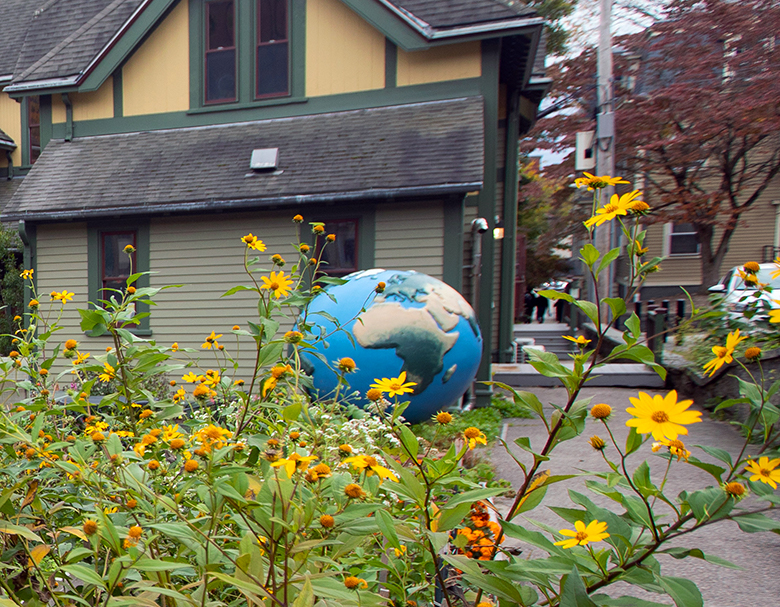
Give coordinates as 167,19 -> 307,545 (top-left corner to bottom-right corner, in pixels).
0,180 -> 777,607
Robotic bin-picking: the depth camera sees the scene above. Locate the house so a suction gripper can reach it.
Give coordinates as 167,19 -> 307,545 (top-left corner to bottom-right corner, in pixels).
0,0 -> 549,407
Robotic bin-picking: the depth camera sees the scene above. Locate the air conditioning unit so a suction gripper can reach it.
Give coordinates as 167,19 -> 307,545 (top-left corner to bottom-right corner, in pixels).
575,131 -> 595,171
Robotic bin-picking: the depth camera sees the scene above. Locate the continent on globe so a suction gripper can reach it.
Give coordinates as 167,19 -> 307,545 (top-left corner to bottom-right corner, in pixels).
301,269 -> 483,423
353,302 -> 458,393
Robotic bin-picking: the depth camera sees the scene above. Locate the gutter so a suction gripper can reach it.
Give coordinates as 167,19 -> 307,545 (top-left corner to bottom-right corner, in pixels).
1,182 -> 485,223
374,0 -> 544,41
4,0 -> 155,94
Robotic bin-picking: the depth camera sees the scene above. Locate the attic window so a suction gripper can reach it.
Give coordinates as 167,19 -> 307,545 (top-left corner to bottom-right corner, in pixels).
250,148 -> 279,170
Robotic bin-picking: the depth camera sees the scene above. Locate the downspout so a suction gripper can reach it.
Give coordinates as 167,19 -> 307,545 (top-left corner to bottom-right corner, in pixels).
468,217 -> 488,408
18,220 -> 33,316
5,150 -> 12,179
62,93 -> 73,142
498,87 -> 521,362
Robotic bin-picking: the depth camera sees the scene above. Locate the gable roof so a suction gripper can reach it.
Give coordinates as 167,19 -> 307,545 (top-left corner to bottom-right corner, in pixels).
9,0 -> 145,90
386,0 -> 534,30
2,97 -> 485,221
0,0 -> 37,80
0,127 -> 15,150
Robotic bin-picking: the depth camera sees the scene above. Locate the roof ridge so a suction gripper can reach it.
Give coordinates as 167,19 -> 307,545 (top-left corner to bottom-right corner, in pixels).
15,0 -> 135,83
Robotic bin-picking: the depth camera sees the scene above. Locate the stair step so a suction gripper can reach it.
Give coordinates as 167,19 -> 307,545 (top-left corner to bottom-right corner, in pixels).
492,363 -> 665,388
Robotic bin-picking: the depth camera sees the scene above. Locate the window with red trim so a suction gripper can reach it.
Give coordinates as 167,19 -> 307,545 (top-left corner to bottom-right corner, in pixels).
256,0 -> 289,98
317,220 -> 358,277
102,232 -> 136,296
205,0 -> 236,103
27,96 -> 40,164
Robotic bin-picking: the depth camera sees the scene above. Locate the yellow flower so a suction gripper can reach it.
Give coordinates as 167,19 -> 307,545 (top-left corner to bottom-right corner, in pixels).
201,331 -> 222,349
172,387 -> 187,403
64,339 -> 78,350
651,437 -> 690,462
262,376 -> 277,397
320,514 -> 335,528
342,454 -> 398,482
73,352 -> 91,365
589,436 -> 606,451
626,390 -> 702,440
574,172 -> 630,190
436,411 -> 453,424
590,403 -> 612,419
370,371 -> 417,397
241,233 -> 266,251
51,290 -> 75,303
724,482 -> 746,497
463,427 -> 487,450
260,270 -> 294,299
554,520 -> 609,549
771,257 -> 780,280
28,299 -> 39,308
162,424 -> 184,442
770,303 -> 780,324
20,269 -> 34,279
344,483 -> 366,499
737,269 -> 765,288
344,576 -> 367,589
702,329 -> 748,376
171,342 -> 179,351
744,261 -> 760,273
270,452 -> 318,477
284,330 -> 303,343
99,362 -> 116,382
293,214 -> 303,223
745,347 -> 762,361
745,457 -> 780,489
584,190 -> 644,228
338,357 -> 357,373
563,335 -> 591,346
182,372 -> 201,383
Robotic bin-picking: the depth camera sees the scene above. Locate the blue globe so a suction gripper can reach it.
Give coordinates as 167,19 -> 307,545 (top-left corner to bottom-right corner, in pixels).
301,269 -> 483,423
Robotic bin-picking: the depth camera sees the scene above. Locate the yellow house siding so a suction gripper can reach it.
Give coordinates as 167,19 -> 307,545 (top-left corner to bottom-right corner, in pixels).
123,0 -> 189,116
148,212 -> 299,373
374,202 -> 444,278
305,0 -> 385,96
396,42 -> 481,86
0,92 -> 22,166
35,223 -> 103,372
52,95 -> 66,124
71,79 -> 115,122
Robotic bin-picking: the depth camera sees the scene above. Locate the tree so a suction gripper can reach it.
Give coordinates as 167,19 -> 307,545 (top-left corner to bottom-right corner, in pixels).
526,0 -> 780,291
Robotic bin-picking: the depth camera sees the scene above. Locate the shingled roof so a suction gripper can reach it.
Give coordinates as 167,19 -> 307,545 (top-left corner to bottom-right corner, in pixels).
11,0 -> 144,86
0,0 -> 37,79
387,0 -> 534,30
0,127 -> 14,150
2,97 -> 485,221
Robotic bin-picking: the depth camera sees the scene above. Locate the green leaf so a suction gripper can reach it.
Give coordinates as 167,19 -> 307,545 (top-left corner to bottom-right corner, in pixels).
592,595 -> 671,607
0,522 -> 43,542
282,401 -> 302,422
596,247 -> 621,277
374,510 -> 401,550
580,243 -> 600,268
658,547 -> 741,569
686,456 -> 726,482
61,564 -> 108,590
435,501 -> 471,532
734,511 -> 780,533
575,300 -> 599,325
537,289 -> 575,303
560,567 -> 598,607
693,444 -> 732,466
443,487 -> 504,508
222,285 -> 257,297
603,297 -> 626,319
398,425 -> 419,460
625,426 -> 643,455
461,571 -> 524,604
293,576 -> 314,607
625,313 -> 641,339
654,575 -> 703,607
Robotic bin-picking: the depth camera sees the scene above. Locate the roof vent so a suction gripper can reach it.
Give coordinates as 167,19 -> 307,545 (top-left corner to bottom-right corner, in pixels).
250,148 -> 279,170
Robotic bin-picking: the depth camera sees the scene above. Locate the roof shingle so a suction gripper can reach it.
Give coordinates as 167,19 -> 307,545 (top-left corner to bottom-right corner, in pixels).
0,0 -> 37,77
2,97 -> 485,220
387,0 -> 535,29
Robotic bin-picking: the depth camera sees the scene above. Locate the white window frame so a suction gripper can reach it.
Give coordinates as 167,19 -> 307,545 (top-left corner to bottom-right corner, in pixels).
663,222 -> 700,257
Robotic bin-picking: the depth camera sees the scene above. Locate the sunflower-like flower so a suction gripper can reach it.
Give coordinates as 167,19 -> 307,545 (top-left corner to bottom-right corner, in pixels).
463,427 -> 487,450
342,454 -> 398,482
260,271 -> 294,299
702,329 -> 747,377
771,257 -> 780,280
563,335 -> 591,346
553,520 -> 609,549
98,362 -> 115,382
745,457 -> 780,489
584,190 -> 645,229
370,371 -> 417,397
271,452 -> 318,477
651,437 -> 690,462
241,233 -> 266,251
574,172 -> 630,191
194,424 -> 232,452
201,331 -> 222,350
626,390 -> 701,440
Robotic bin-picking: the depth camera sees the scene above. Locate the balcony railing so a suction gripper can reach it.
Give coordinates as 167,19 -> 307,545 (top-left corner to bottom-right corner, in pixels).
762,245 -> 780,263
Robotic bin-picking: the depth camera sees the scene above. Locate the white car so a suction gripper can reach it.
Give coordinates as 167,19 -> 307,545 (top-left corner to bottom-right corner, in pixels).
708,263 -> 780,320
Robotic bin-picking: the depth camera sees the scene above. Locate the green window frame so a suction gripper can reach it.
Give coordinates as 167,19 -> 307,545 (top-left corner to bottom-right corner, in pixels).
87,220 -> 152,336
303,207 -> 375,278
189,0 -> 306,112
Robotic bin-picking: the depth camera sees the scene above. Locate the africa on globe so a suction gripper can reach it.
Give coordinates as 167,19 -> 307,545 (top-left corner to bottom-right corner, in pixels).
301,269 -> 482,423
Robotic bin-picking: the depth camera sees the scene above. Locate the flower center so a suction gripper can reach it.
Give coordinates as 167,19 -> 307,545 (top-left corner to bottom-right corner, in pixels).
713,346 -> 728,359
365,456 -> 378,467
389,382 -> 401,391
669,439 -> 685,450
760,468 -> 772,478
270,282 -> 280,290
575,531 -> 588,542
603,203 -> 619,213
651,411 -> 670,423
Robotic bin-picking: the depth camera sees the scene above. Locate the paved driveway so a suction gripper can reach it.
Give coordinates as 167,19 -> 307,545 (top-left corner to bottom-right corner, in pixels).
490,387 -> 780,607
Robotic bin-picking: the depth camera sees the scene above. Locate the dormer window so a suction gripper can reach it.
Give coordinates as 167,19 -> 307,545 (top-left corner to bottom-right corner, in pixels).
256,0 -> 289,98
205,0 -> 236,103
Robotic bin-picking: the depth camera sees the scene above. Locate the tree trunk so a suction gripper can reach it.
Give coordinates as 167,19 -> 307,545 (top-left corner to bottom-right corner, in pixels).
696,223 -> 727,293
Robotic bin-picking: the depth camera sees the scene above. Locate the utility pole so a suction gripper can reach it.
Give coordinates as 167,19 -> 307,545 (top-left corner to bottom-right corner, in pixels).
595,0 -> 615,320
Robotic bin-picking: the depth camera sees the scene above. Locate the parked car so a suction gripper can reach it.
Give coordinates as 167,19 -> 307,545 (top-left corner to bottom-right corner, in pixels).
708,263 -> 780,320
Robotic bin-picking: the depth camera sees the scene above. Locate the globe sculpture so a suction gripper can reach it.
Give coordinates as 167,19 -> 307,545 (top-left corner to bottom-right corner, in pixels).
301,269 -> 483,423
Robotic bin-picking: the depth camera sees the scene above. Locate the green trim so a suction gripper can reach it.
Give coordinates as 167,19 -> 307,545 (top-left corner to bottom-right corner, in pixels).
113,70 -> 123,117
384,38 -> 397,88
186,96 -> 308,115
498,88 -> 520,362
299,204 -> 375,273
87,219 -> 152,337
474,38 -> 501,407
338,0 -> 427,51
78,0 -> 179,93
50,78 -> 483,139
39,95 -> 52,150
189,0 -> 304,111
18,221 -> 36,326
20,97 -> 29,167
442,195 -> 465,292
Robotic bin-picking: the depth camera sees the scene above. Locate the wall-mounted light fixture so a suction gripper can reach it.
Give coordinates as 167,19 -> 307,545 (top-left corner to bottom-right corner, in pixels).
493,219 -> 504,240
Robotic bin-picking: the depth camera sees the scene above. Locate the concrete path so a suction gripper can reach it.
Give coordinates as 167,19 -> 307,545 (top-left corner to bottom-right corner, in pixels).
490,387 -> 780,607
